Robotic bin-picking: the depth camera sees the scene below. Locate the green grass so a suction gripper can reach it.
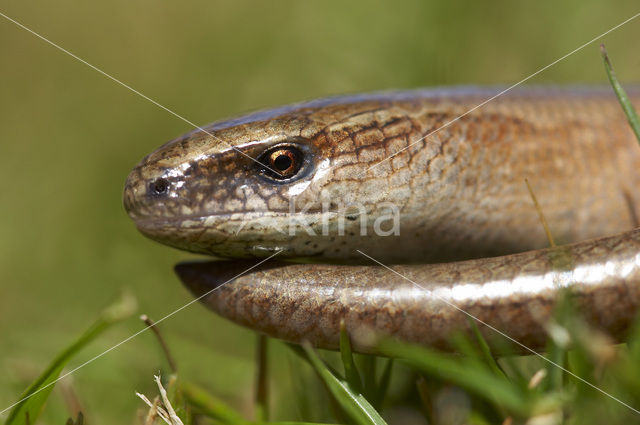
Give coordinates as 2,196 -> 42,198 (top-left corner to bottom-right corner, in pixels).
2,1 -> 640,424
12,293 -> 640,424
4,293 -> 135,425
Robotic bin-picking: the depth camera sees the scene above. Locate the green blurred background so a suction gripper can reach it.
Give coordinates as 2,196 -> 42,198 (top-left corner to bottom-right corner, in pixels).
0,0 -> 639,423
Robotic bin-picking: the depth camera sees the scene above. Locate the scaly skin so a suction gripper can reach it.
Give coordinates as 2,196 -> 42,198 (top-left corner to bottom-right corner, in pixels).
124,86 -> 640,352
176,228 -> 640,353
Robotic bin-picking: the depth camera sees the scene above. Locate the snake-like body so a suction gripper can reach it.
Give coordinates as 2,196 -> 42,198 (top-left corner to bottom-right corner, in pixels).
124,87 -> 640,352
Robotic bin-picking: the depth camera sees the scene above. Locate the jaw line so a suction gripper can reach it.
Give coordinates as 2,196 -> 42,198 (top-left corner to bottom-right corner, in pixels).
132,209 -> 298,231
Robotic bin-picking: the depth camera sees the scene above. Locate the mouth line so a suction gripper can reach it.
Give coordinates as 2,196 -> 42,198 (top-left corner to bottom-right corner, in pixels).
131,209 -> 293,229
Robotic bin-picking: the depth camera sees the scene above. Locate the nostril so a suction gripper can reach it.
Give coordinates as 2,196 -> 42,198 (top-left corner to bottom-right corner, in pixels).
149,178 -> 170,196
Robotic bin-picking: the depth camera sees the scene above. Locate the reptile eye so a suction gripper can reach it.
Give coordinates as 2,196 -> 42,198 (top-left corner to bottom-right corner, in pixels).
149,178 -> 170,196
257,145 -> 305,181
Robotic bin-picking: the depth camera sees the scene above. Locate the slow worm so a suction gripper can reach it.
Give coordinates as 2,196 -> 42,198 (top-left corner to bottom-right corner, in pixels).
124,87 -> 640,352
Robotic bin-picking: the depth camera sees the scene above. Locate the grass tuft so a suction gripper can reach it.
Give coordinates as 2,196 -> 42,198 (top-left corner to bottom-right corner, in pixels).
4,292 -> 136,425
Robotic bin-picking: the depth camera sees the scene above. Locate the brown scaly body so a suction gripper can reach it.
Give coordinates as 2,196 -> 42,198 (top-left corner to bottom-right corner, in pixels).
124,86 -> 640,352
177,228 -> 640,353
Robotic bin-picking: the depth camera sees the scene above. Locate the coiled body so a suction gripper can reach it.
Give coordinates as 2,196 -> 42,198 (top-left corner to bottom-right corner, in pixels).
124,87 -> 640,352
177,229 -> 640,352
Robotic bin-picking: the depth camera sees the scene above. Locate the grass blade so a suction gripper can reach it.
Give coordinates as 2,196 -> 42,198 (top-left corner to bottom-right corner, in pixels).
64,412 -> 83,425
415,376 -> 434,423
339,320 -> 363,393
376,339 -> 531,415
372,358 -> 393,409
180,381 -> 247,425
262,422 -> 342,425
467,320 -> 506,379
360,355 -> 376,402
140,314 -> 178,373
287,353 -> 314,422
255,335 -> 269,422
165,375 -> 192,425
5,292 -> 136,425
298,342 -> 388,425
601,44 -> 640,142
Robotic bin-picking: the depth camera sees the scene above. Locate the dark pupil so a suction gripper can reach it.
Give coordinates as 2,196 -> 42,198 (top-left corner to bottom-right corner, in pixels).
257,145 -> 304,181
151,178 -> 169,195
274,154 -> 292,171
